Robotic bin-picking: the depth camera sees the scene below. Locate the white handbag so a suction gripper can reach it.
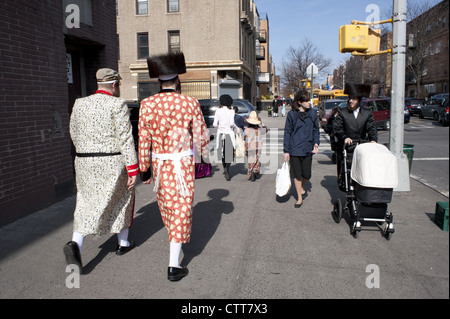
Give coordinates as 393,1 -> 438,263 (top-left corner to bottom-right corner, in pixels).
234,131 -> 245,158
275,162 -> 291,197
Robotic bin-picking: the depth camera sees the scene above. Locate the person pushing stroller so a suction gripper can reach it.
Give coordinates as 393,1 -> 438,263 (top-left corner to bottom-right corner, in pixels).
333,83 -> 377,190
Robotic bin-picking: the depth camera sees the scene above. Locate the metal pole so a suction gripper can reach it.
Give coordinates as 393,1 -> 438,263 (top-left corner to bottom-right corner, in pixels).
390,0 -> 410,191
310,69 -> 314,104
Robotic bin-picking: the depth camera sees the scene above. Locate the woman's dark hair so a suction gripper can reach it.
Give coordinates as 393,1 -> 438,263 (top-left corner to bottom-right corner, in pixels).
292,89 -> 310,111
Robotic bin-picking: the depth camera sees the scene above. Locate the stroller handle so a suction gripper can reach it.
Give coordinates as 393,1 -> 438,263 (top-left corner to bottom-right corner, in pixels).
344,139 -> 368,152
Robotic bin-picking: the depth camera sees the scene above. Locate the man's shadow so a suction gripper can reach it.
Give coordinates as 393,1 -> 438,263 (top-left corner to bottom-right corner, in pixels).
181,189 -> 234,267
82,201 -> 163,274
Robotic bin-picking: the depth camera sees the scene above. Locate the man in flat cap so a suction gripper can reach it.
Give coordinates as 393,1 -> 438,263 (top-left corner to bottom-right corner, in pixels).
138,52 -> 209,281
64,68 -> 139,273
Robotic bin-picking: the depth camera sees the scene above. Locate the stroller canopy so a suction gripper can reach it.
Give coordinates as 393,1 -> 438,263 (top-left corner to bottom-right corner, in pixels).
351,143 -> 398,188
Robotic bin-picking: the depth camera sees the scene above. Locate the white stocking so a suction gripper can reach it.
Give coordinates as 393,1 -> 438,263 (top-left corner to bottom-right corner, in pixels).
72,231 -> 85,254
169,242 -> 182,268
117,228 -> 130,247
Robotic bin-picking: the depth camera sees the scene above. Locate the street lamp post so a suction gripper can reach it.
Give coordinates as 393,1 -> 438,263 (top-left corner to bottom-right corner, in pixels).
390,0 -> 410,191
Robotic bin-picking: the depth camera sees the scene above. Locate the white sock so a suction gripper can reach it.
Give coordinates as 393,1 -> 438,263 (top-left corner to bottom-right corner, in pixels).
169,242 -> 182,268
72,231 -> 85,254
117,228 -> 130,247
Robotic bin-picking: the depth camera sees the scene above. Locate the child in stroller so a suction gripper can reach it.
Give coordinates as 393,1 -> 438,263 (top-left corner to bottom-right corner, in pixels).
332,141 -> 398,239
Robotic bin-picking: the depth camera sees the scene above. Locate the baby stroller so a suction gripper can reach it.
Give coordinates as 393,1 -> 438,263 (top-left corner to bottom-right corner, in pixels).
332,141 -> 398,239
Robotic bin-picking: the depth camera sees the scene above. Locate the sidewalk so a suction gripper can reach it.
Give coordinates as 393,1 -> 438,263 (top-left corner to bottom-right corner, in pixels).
0,109 -> 448,299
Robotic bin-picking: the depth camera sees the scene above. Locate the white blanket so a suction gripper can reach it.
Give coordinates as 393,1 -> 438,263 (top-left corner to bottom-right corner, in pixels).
351,143 -> 398,188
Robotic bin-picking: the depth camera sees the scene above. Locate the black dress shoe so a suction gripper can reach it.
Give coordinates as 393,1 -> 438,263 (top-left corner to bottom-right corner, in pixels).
224,170 -> 231,181
116,241 -> 136,255
63,241 -> 82,273
294,202 -> 303,208
168,266 -> 189,281
302,192 -> 308,200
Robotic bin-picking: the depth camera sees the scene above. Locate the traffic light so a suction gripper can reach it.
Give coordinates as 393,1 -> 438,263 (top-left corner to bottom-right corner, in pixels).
339,20 -> 390,57
367,28 -> 381,55
339,25 -> 369,53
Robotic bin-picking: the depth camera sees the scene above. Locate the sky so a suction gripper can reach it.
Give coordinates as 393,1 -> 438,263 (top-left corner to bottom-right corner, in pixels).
253,0 -> 440,84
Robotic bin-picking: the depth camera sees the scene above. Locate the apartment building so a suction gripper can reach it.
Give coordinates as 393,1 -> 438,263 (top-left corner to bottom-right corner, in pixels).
117,0 -> 272,105
0,0 -> 119,225
406,0 -> 449,97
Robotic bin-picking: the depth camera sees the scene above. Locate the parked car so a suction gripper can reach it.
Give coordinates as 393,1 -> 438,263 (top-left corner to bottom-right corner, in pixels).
405,98 -> 425,116
360,98 -> 391,130
199,98 -> 255,128
438,98 -> 449,126
318,99 -> 348,120
420,93 -> 449,121
404,104 -> 410,123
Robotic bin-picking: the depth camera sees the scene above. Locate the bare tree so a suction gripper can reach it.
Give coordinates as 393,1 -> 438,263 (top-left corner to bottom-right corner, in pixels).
280,39 -> 331,96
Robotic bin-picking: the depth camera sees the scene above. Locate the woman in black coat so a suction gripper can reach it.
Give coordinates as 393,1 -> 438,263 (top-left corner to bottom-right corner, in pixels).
283,89 -> 320,208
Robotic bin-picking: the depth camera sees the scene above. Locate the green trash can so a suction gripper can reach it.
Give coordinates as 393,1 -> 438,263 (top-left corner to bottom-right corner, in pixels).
403,144 -> 414,174
383,143 -> 415,174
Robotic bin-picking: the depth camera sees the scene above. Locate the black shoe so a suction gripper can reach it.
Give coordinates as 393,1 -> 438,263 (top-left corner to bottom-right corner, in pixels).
224,170 -> 231,181
116,241 -> 136,256
168,266 -> 189,281
63,241 -> 82,273
294,202 -> 303,208
302,192 -> 308,200
250,172 -> 256,182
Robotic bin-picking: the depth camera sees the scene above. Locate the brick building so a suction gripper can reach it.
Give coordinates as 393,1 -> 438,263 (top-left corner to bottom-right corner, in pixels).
116,0 -> 274,106
406,0 -> 449,97
0,0 -> 119,226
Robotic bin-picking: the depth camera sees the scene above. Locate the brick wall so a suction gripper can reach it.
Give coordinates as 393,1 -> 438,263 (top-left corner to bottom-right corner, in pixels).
0,0 -> 118,226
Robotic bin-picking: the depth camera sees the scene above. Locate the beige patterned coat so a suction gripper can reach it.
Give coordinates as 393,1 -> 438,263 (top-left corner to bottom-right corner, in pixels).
70,92 -> 138,236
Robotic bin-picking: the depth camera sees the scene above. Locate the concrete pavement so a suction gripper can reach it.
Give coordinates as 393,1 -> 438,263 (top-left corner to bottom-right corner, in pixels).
0,109 -> 448,300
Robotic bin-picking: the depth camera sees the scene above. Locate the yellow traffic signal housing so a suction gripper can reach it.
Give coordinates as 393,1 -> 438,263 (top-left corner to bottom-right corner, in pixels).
366,28 -> 381,54
339,25 -> 369,53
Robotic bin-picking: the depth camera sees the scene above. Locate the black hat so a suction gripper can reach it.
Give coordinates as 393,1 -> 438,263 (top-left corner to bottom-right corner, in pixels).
344,83 -> 371,98
147,52 -> 187,81
219,94 -> 233,107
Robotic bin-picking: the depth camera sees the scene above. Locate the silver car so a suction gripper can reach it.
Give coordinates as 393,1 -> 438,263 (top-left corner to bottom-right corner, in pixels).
199,99 -> 255,128
420,94 -> 449,121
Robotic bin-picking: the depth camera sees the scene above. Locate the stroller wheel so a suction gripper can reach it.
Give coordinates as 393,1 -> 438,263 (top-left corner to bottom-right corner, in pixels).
351,228 -> 360,239
383,223 -> 395,240
332,199 -> 343,223
351,222 -> 361,238
384,232 -> 392,240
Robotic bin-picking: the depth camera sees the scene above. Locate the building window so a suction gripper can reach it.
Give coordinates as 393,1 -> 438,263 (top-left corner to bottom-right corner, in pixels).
137,33 -> 149,59
168,0 -> 179,12
136,0 -> 148,15
168,31 -> 180,53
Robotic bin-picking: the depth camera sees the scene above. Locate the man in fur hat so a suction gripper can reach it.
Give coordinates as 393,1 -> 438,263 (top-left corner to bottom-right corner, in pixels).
334,83 -> 377,146
333,83 -> 378,190
64,68 -> 139,273
138,52 -> 209,281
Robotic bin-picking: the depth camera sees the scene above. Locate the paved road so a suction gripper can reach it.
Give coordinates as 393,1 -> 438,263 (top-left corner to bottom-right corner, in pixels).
0,109 -> 448,302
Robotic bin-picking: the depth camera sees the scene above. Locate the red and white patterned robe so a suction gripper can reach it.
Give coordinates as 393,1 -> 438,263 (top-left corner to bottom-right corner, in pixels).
138,91 -> 209,243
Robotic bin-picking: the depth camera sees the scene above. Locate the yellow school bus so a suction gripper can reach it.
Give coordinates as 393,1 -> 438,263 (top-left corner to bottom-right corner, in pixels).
318,89 -> 347,102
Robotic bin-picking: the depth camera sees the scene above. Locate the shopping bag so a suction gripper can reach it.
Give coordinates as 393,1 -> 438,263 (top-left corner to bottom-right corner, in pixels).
275,162 -> 291,197
195,163 -> 212,179
235,131 -> 245,158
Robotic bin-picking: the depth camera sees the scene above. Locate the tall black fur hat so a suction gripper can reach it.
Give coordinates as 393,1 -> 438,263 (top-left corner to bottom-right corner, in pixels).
344,83 -> 371,98
147,52 -> 187,81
